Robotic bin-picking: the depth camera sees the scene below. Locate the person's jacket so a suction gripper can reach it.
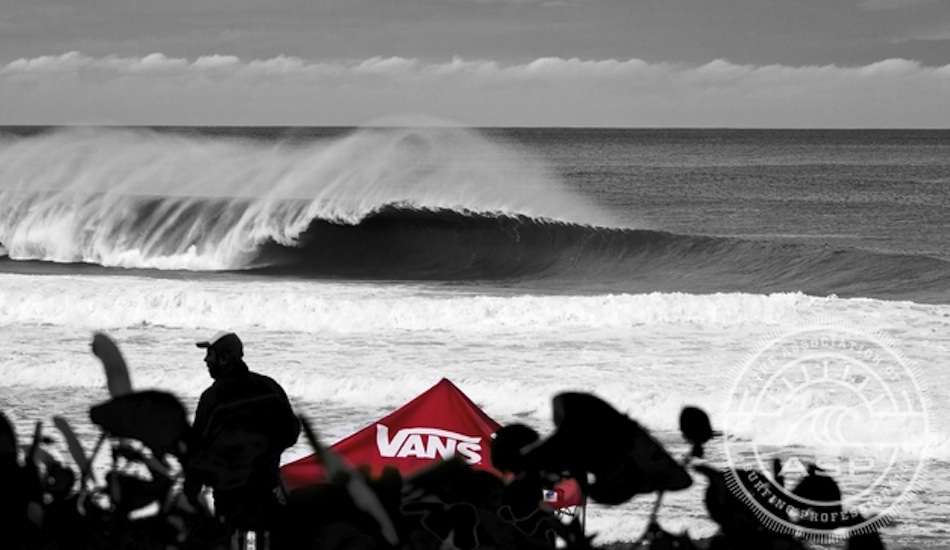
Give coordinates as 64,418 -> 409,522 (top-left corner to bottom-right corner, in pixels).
185,363 -> 300,496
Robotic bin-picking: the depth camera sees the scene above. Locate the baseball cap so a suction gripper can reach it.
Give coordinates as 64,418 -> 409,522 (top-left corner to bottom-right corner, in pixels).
196,331 -> 244,358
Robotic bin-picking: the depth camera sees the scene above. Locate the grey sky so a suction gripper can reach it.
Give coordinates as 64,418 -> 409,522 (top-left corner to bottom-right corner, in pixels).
1,0 -> 948,126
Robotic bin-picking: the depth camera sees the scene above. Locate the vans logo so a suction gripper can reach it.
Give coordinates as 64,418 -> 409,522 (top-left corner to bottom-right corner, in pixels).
376,425 -> 483,464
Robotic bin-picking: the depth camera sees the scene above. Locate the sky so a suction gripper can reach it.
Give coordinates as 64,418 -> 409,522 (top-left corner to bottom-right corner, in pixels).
1,0 -> 948,127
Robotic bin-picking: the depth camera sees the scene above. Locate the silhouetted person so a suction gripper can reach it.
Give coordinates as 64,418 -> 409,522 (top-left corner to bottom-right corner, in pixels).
184,331 -> 300,548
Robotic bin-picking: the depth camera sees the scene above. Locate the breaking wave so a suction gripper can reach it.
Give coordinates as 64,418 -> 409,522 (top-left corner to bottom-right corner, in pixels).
2,126 -> 950,301
0,125 -> 611,269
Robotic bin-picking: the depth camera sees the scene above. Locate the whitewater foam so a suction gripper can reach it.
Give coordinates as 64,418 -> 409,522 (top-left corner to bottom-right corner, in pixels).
1,270 -> 947,450
0,272 -> 827,332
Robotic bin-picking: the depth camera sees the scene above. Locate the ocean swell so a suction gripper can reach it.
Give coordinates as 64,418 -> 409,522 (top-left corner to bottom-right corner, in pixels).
2,127 -> 950,301
252,205 -> 950,301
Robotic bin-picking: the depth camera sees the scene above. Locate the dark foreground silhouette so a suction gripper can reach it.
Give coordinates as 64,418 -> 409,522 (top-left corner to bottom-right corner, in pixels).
0,336 -> 887,550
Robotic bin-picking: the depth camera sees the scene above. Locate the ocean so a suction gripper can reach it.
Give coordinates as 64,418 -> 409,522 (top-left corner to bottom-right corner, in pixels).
0,125 -> 948,548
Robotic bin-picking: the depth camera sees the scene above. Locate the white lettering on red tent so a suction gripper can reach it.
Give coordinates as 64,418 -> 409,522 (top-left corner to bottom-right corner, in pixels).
376,424 -> 483,464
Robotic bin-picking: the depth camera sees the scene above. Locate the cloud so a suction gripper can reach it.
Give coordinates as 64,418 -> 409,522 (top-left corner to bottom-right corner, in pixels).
246,55 -> 308,74
2,51 -> 92,73
133,53 -> 188,72
1,51 -> 189,74
5,52 -> 941,83
1,52 -> 948,127
894,25 -> 950,42
192,55 -> 241,69
354,56 -> 420,75
856,58 -> 923,76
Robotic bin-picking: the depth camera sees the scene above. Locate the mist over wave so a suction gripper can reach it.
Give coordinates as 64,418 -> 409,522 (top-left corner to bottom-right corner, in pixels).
0,125 -> 612,269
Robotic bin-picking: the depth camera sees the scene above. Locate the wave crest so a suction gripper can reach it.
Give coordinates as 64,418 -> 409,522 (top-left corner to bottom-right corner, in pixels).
0,126 -> 613,269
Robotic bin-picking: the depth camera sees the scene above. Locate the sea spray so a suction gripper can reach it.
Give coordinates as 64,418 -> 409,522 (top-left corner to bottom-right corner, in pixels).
0,126 -> 612,269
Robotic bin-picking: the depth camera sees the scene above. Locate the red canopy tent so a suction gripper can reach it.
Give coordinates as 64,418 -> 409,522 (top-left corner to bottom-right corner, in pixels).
280,378 -> 584,510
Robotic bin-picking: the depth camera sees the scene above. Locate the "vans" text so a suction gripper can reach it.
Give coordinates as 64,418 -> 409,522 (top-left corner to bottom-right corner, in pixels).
375,425 -> 483,464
